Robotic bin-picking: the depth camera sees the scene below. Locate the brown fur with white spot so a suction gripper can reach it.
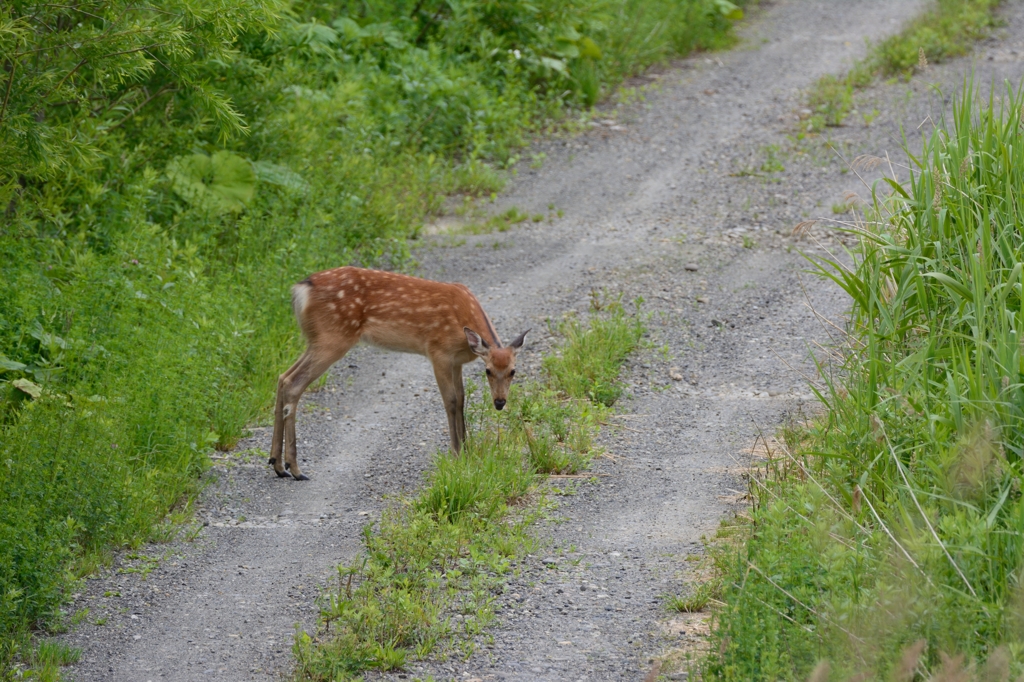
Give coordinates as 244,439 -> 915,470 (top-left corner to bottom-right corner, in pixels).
269,266 -> 528,480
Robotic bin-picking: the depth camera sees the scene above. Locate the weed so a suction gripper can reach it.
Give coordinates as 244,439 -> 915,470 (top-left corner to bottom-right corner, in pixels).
544,298 -> 646,406
667,580 -> 720,613
759,145 -> 785,173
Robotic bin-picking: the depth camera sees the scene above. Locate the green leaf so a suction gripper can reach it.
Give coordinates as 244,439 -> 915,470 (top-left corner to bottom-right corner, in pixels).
29,322 -> 67,349
553,39 -> 580,59
714,0 -> 744,20
540,57 -> 567,75
0,356 -> 27,372
579,37 -> 603,60
254,161 -> 310,193
333,17 -> 367,40
12,378 -> 42,398
923,272 -> 973,301
166,151 -> 257,214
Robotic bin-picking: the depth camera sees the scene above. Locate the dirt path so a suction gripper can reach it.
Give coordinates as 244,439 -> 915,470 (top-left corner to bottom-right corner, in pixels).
60,1 -> 1024,680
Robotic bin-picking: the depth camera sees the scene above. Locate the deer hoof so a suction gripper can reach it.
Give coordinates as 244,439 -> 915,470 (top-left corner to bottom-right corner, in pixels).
293,473 -> 310,481
275,469 -> 290,478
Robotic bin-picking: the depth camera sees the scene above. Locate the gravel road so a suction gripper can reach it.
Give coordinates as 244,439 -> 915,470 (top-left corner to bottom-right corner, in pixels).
59,1 -> 1024,680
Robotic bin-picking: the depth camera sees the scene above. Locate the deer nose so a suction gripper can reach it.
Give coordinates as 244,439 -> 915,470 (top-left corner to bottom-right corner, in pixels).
494,399 -> 506,410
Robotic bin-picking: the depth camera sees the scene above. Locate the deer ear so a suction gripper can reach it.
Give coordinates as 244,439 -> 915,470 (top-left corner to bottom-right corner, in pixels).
508,329 -> 530,351
464,327 -> 490,356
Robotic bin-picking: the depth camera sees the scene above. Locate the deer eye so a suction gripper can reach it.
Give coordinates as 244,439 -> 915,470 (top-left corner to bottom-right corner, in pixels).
485,368 -> 493,377
509,369 -> 516,378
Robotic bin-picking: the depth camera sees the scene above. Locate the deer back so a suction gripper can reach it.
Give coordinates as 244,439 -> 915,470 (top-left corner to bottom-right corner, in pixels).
292,267 -> 499,360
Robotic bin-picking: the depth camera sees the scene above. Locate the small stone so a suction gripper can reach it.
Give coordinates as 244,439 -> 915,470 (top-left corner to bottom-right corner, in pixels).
696,296 -> 709,304
542,557 -> 559,566
684,263 -> 699,272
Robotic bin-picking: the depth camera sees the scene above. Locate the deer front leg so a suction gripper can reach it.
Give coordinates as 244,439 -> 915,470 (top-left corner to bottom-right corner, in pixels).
453,362 -> 467,449
431,357 -> 462,453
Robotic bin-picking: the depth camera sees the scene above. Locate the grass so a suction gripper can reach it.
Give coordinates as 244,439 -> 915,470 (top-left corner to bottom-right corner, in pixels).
543,296 -> 646,407
292,300 -> 644,680
802,0 -> 1001,132
704,81 -> 1024,680
0,0 -> 746,670
668,579 -> 721,614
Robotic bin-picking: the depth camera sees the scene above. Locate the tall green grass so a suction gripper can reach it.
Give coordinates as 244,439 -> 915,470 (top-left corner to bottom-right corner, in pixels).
706,82 -> 1024,680
293,302 -> 644,679
0,0 -> 743,665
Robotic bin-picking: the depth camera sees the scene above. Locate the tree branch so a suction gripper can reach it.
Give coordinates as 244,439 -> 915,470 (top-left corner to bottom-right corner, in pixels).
105,84 -> 175,130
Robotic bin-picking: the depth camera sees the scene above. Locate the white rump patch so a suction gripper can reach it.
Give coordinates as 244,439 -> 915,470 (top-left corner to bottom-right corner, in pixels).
291,282 -> 312,321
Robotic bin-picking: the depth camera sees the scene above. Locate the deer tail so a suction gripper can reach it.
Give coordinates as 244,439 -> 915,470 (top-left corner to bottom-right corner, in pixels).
291,278 -> 313,327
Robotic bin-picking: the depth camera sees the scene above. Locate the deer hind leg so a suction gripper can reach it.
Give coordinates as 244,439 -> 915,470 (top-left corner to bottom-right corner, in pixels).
270,351 -> 310,477
276,341 -> 354,480
431,357 -> 463,453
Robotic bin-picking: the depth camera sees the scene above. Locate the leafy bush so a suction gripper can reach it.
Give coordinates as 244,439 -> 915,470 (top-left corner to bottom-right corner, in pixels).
707,82 -> 1024,680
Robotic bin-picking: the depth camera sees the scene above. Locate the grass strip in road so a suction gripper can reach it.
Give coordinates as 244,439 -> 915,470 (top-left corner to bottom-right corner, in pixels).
704,81 -> 1024,680
292,300 -> 644,680
803,0 -> 1000,132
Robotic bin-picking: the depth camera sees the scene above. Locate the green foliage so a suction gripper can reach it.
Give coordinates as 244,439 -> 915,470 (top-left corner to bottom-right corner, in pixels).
803,0 -> 999,132
293,304 -> 639,680
0,0 -> 741,666
0,0 -> 285,201
706,83 -> 1024,680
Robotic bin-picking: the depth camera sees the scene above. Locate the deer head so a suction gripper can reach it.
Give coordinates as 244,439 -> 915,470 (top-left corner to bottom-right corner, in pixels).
464,327 -> 529,410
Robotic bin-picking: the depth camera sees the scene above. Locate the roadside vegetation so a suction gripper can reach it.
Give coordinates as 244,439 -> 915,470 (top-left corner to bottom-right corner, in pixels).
803,0 -> 1001,133
0,0 -> 743,672
705,82 -> 1024,679
293,299 -> 644,679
